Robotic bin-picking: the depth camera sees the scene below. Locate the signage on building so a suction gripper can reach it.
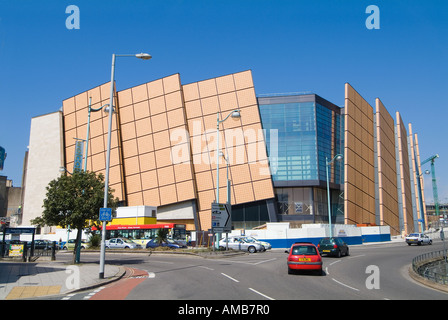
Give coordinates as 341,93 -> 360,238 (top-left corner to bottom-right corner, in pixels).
211,202 -> 231,233
73,139 -> 84,172
4,227 -> 35,234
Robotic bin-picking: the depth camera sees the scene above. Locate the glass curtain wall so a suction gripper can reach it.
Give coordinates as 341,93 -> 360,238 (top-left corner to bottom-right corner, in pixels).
258,95 -> 344,224
260,101 -> 318,181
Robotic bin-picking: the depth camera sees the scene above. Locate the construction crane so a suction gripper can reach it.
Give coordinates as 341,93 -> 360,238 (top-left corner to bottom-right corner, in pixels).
421,154 -> 440,218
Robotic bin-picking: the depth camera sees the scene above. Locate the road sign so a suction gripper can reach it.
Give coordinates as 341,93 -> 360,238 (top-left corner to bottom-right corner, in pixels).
99,208 -> 112,221
211,202 -> 231,233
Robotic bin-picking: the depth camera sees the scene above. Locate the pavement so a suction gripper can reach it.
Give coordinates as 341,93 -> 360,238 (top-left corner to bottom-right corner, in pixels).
0,257 -> 126,300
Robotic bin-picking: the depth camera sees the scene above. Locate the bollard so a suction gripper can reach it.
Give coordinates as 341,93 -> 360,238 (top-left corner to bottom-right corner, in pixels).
22,242 -> 28,262
51,241 -> 56,261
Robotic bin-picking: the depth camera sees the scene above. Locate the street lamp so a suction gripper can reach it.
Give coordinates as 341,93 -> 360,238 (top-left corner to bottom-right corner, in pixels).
214,109 -> 240,249
216,109 -> 240,204
83,98 -> 110,171
326,154 -> 343,238
99,52 -> 151,279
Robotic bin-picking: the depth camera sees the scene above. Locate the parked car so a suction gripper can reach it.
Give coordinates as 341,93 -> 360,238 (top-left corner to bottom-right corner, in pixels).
145,238 -> 187,249
242,236 -> 272,251
32,240 -> 57,250
62,239 -> 89,250
218,236 -> 263,253
105,238 -> 142,249
286,242 -> 322,275
405,233 -> 432,246
317,237 -> 349,257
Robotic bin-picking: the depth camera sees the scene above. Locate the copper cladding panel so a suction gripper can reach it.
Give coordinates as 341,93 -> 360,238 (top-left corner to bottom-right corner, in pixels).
62,82 -> 126,201
183,70 -> 274,230
396,112 -> 414,234
117,74 -> 196,207
344,83 -> 375,225
375,98 -> 399,234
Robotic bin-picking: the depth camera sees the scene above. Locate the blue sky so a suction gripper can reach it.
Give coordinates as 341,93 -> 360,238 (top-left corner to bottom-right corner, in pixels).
0,0 -> 447,204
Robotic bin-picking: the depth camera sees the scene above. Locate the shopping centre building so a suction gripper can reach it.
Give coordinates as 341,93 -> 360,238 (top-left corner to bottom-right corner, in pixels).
19,70 -> 427,236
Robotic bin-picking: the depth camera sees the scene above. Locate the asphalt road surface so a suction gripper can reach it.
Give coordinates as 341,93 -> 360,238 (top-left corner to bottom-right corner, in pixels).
51,239 -> 448,301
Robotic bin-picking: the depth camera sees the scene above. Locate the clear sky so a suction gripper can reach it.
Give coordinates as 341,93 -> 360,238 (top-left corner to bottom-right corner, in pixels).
0,0 -> 447,204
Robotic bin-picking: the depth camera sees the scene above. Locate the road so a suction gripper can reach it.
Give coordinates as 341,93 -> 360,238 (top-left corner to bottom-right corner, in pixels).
50,240 -> 448,301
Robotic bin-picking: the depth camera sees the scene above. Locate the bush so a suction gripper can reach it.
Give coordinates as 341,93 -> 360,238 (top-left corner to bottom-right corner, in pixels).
89,233 -> 102,248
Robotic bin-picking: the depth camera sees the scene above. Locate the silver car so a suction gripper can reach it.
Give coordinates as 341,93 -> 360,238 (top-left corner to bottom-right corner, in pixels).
105,238 -> 142,249
242,236 -> 272,251
219,236 -> 263,253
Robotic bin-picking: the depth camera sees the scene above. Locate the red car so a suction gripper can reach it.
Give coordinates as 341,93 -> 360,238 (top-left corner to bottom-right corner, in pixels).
286,242 -> 323,275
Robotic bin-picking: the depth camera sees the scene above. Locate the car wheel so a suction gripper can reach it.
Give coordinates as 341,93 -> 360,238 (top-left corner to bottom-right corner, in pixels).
418,241 -> 422,246
63,246 -> 67,250
407,243 -> 411,246
429,240 -> 433,245
336,250 -> 341,258
345,248 -> 350,256
125,246 -> 130,249
248,246 -> 256,253
288,267 -> 294,275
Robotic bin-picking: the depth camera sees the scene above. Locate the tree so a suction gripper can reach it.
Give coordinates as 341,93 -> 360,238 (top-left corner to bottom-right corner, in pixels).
155,228 -> 169,245
31,170 -> 119,264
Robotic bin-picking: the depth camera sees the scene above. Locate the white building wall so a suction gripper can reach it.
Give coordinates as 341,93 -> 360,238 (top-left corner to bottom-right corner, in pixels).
21,111 -> 64,227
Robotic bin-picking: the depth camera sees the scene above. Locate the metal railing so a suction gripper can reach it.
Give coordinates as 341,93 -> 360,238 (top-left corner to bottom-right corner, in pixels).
412,249 -> 448,285
0,241 -> 57,262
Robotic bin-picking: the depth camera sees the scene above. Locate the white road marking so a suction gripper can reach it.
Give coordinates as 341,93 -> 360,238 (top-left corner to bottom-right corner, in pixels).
198,266 -> 214,271
348,254 -> 365,259
248,288 -> 275,300
332,278 -> 359,291
221,273 -> 239,283
252,258 -> 277,265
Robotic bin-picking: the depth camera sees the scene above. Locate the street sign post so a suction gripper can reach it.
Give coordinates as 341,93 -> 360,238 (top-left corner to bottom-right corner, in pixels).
211,202 -> 231,233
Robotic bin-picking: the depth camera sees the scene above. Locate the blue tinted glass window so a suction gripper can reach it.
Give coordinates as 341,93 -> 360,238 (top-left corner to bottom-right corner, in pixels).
259,98 -> 343,184
259,101 -> 318,181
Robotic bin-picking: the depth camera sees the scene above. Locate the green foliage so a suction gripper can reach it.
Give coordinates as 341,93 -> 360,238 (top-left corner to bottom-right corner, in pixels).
156,228 -> 169,244
31,170 -> 119,232
89,233 -> 102,248
31,170 -> 119,264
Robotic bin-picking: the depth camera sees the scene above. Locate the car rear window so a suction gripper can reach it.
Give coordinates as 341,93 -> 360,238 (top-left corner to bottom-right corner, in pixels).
292,245 -> 317,255
320,238 -> 334,245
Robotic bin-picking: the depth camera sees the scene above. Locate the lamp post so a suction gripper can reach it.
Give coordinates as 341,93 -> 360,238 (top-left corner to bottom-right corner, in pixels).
99,53 -> 151,279
326,154 -> 343,238
84,98 -> 110,171
214,109 -> 240,249
219,151 -> 231,250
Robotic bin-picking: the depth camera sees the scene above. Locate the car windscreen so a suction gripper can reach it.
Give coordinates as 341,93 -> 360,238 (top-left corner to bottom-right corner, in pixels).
292,245 -> 317,255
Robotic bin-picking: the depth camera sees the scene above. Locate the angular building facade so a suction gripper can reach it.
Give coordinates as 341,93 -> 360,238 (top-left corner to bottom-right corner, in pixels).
61,71 -> 274,232
20,69 -> 427,236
